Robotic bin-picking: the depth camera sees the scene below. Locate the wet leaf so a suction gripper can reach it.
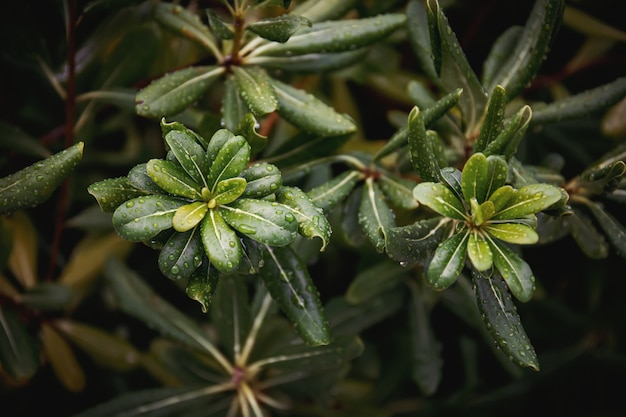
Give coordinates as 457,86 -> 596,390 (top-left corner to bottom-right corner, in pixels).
487,238 -> 535,302
127,163 -> 165,195
413,182 -> 466,220
172,201 -> 208,232
474,85 -> 507,153
345,261 -> 407,304
240,162 -> 283,199
231,66 -> 278,117
158,227 -> 204,280
147,159 -> 202,199
292,0 -> 357,23
467,232 -> 492,271
492,183 -> 562,220
251,49 -> 367,73
482,27 -> 523,90
462,153 -> 489,203
585,201 -> 626,259
378,174 -> 419,210
307,169 -> 361,212
112,195 -> 185,242
154,3 -> 217,51
358,178 -> 395,252
88,177 -> 146,213
482,105 -> 532,160
200,210 -> 242,273
185,263 -> 220,313
164,129 -> 210,186
427,230 -> 469,289
210,274 -> 252,354
206,9 -> 233,40
213,177 -> 247,205
235,113 -> 267,155
385,217 -> 449,264
247,14 -> 311,43
484,222 -> 539,245
206,134 -> 251,191
408,107 -> 441,182
0,307 -> 40,381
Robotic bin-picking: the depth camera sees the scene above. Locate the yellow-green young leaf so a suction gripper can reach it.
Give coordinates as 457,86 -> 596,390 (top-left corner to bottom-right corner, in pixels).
413,182 -> 467,220
147,159 -> 203,199
247,14 -> 311,43
486,237 -> 535,302
487,185 -> 515,213
6,211 -> 37,289
55,320 -> 140,372
200,210 -> 242,273
185,264 -> 220,313
260,245 -> 331,346
484,222 -> 539,244
240,162 -> 283,199
113,195 -> 185,242
41,323 -> 85,392
492,183 -> 562,220
88,177 -> 147,213
206,135 -> 251,191
219,199 -> 298,246
135,66 -> 224,118
467,232 -> 493,271
158,227 -> 204,280
213,177 -> 247,206
271,79 -> 356,137
472,270 -> 540,371
231,67 -> 278,117
173,202 -> 208,232
0,142 -> 83,214
307,170 -> 361,213
427,230 -> 469,289
358,178 -> 396,253
164,130 -> 210,186
462,153 -> 489,203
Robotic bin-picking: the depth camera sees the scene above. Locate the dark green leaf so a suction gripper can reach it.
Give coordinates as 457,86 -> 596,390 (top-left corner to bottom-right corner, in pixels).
567,210 -> 608,259
307,170 -> 361,212
88,177 -> 146,213
0,142 -> 84,214
19,283 -> 73,311
378,174 -> 419,210
413,182 -> 466,220
385,217 -> 450,264
231,66 -> 278,117
240,162 -> 282,199
206,9 -> 233,40
472,270 -> 539,370
292,0 -> 358,23
112,195 -> 185,242
358,178 -> 396,252
185,262 -> 220,313
260,245 -> 331,346
127,163 -> 165,194
482,26 -> 523,88
474,85 -> 507,153
486,237 -> 535,302
210,274 -> 252,353
206,134 -> 251,191
427,230 -> 469,289
221,78 -> 249,132
146,159 -> 202,199
345,261 -> 407,304
407,107 -> 441,182
247,14 -> 311,43
585,200 -> 626,259
0,121 -> 50,159
164,129 -> 210,186
200,210 -> 242,273
251,49 -> 367,73
0,307 -> 40,381
158,227 -> 203,280
235,113 -> 267,156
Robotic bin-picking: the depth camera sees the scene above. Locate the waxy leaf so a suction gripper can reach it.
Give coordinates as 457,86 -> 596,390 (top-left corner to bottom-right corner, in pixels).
200,210 -> 242,273
385,217 -> 450,264
487,238 -> 535,302
474,85 -> 507,153
492,183 -> 562,220
185,263 -> 220,313
472,270 -> 539,370
292,0 -> 357,23
158,227 -> 204,280
482,27 -> 523,89
127,163 -> 164,194
0,142 -> 83,214
219,199 -> 298,246
206,9 -> 233,40
413,182 -> 467,220
173,202 -> 208,232
484,222 -> 539,245
485,155 -> 509,198
221,78 -> 248,132
213,177 -> 247,206
147,159 -> 202,199
271,79 -> 356,137
482,105 -> 532,159
308,169 -> 361,212
164,130 -> 209,186
487,185 -> 515,213
408,107 -> 441,182
439,166 -> 463,202
427,230 -> 469,289
135,66 -> 224,118
276,186 -> 332,251
231,66 -> 278,117
585,201 -> 626,259
378,174 -> 419,210
247,14 -> 311,43
346,261 -> 407,304
210,274 -> 252,354
260,245 -> 331,346
250,49 -> 367,73
358,178 -> 395,252
87,177 -> 146,213
113,195 -> 185,241
462,153 -> 489,203
467,232 -> 492,271
240,162 -> 282,199
206,129 -> 235,163
0,307 -> 40,381
235,113 -> 267,155
206,135 -> 251,191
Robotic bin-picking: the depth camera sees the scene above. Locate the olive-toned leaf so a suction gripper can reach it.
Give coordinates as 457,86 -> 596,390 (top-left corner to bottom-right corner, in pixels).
206,135 -> 251,191
307,169 -> 361,213
487,185 -> 515,213
408,106 -> 441,182
462,153 -> 489,203
221,78 -> 249,132
161,118 -> 209,148
484,222 -> 539,245
0,142 -> 83,214
41,323 -> 85,392
378,174 -> 419,210
406,0 -> 440,89
200,210 -> 242,273
210,274 -> 252,354
276,186 -> 332,251
358,178 -> 395,252
0,219 -> 12,272
255,14 -> 406,56
164,130 -> 210,186
127,163 -> 165,194
292,0 -> 357,23
413,182 -> 466,220
485,155 -> 509,198
385,217 -> 450,264
0,307 -> 40,381
6,211 -> 37,289
135,66 -> 224,118
472,270 -> 539,370
492,183 -> 562,220
482,27 -> 523,89
271,79 -> 356,137
154,3 -> 220,54
427,230 -> 469,289
247,14 -> 311,43
213,177 -> 247,206
220,199 -> 298,246
147,159 -> 202,199
260,245 -> 331,346
486,237 -> 535,302
585,200 -> 626,258
206,9 -> 233,40
474,85 -> 507,153
158,227 -> 203,280
185,263 -> 220,313
240,162 -> 282,199
250,49 -> 367,73
482,105 -> 532,159
113,195 -> 185,242
231,66 -> 278,117
346,261 -> 407,304
467,232 -> 492,271
487,0 -> 564,101
235,113 -> 267,156
88,177 -> 146,213
19,283 -> 73,311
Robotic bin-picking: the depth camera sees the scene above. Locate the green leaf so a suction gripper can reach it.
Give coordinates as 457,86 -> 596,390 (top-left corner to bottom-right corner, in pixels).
408,107 -> 441,182
385,218 -> 450,265
206,9 -> 233,40
213,177 -> 247,206
0,142 -> 83,214
413,182 -> 467,220
307,169 -> 361,213
485,155 -> 509,198
206,134 -> 251,191
482,27 -> 523,89
276,186 -> 332,251
427,230 -> 469,289
221,78 -> 248,132
210,274 -> 252,353
235,113 -> 267,156
346,261 -> 407,304
358,178 -> 396,252
271,79 -> 356,137
135,66 -> 224,118
492,183 -> 562,220
251,49 -> 367,73
87,177 -> 146,213
0,307 -> 40,381
206,129 -> 235,163
19,283 -> 73,311
378,174 -> 419,210
127,163 -> 164,194
219,199 -> 298,246
486,238 -> 535,302
164,130 -> 210,186
585,201 -> 626,259
487,0 -> 564,101
147,159 -> 202,199
568,210 -> 609,259
247,14 -> 311,43
231,66 -> 278,117
158,227 -> 204,280
185,263 -> 220,313
484,222 -> 539,245
154,3 -> 219,52
406,0 -> 440,90
240,162 -> 282,199
260,245 -> 331,346
462,153 -> 489,203
439,166 -> 464,202
474,85 -> 507,153
112,195 -> 185,242
467,232 -> 492,271
472,270 -> 539,370
487,185 -> 515,213
255,14 -> 406,56
292,0 -> 357,23
200,210 -> 242,273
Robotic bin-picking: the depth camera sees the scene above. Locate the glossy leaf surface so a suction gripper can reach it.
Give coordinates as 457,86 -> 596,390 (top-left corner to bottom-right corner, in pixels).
112,195 -> 185,241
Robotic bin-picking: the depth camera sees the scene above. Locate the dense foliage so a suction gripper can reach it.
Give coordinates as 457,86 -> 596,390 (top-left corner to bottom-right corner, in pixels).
1,0 -> 626,416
